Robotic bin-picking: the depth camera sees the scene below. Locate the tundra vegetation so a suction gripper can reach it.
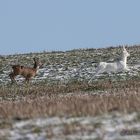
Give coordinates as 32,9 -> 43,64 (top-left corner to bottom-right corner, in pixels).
0,45 -> 140,139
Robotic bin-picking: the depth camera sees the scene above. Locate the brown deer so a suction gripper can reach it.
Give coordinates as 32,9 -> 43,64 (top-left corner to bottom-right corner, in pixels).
9,58 -> 42,83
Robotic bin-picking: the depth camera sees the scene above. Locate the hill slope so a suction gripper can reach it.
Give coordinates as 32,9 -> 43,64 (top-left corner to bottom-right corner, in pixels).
0,45 -> 140,140
0,45 -> 140,85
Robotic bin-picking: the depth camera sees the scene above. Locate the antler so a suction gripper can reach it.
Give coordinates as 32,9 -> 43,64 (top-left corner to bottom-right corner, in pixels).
33,57 -> 39,62
123,45 -> 127,51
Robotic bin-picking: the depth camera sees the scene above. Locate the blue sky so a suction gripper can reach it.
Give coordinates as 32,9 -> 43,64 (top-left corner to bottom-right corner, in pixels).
0,0 -> 140,55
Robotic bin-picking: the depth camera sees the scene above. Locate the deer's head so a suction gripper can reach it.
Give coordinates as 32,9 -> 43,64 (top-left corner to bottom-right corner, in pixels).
123,46 -> 130,57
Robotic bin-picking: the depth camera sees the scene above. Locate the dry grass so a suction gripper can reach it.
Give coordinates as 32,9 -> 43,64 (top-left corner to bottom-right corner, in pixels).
0,79 -> 140,119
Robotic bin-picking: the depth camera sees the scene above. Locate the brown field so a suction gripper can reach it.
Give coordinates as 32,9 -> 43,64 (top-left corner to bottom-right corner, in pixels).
0,79 -> 140,120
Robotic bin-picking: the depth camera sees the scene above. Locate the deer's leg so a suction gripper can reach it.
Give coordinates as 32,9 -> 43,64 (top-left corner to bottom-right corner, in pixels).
25,77 -> 31,84
125,67 -> 130,71
9,73 -> 17,84
88,69 -> 103,84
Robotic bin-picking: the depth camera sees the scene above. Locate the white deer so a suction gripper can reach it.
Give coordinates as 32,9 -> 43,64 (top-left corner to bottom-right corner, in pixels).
88,46 -> 130,83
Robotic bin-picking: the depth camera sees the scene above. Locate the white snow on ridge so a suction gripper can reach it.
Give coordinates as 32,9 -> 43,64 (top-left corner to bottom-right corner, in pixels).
0,112 -> 140,140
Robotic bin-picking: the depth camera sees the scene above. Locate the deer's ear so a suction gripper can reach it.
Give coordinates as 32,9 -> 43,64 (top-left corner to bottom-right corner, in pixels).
34,57 -> 39,62
123,46 -> 126,51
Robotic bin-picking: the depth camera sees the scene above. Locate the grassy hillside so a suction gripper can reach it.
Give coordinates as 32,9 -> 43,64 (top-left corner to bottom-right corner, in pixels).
0,45 -> 140,118
0,45 -> 140,140
1,45 -> 140,84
